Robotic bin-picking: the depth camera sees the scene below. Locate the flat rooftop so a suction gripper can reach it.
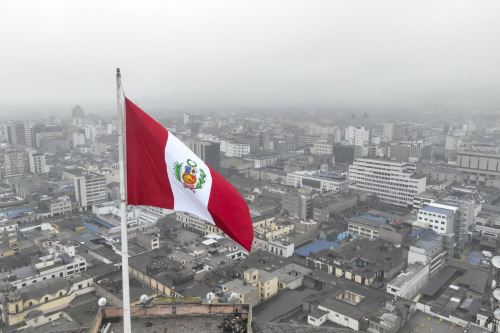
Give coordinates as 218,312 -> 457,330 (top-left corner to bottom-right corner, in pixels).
399,310 -> 471,333
106,315 -> 229,333
91,304 -> 251,333
420,205 -> 454,216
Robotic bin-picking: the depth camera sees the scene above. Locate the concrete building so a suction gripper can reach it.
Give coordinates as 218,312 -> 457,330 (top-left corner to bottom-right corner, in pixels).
252,237 -> 295,258
243,268 -> 279,301
4,121 -> 31,147
74,174 -> 107,208
388,142 -> 422,162
348,158 -> 426,207
386,263 -> 429,300
28,150 -> 48,174
1,150 -> 28,178
1,277 -> 93,327
417,203 -> 458,234
445,136 -> 462,150
311,142 -> 333,155
188,140 -> 221,171
48,195 -> 72,215
408,229 -> 448,277
253,216 -> 294,241
312,193 -> 358,223
332,144 -> 357,164
281,188 -> 312,220
456,149 -> 500,188
307,239 -> 405,286
221,141 -> 250,157
383,122 -> 417,142
287,170 -> 348,194
135,231 -> 160,251
345,126 -> 370,146
347,213 -> 409,244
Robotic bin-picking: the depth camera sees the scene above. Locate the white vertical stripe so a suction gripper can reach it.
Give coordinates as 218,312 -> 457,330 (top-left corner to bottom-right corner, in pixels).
165,133 -> 214,224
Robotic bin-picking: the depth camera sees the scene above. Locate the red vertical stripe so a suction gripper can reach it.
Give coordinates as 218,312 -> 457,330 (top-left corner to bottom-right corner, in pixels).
125,98 -> 174,209
207,166 -> 254,251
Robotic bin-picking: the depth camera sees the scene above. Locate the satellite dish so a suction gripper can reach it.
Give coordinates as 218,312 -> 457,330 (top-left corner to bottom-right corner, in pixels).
97,298 -> 107,307
494,289 -> 500,302
493,280 -> 497,290
494,308 -> 500,321
229,292 -> 239,303
206,292 -> 216,303
139,295 -> 149,304
492,256 -> 500,269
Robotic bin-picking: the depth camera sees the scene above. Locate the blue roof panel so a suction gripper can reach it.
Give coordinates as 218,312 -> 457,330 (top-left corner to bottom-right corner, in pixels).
294,240 -> 339,257
421,205 -> 453,215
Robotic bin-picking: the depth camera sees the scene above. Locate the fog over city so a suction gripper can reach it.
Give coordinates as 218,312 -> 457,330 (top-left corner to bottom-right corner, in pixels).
2,2 -> 500,333
2,0 -> 500,114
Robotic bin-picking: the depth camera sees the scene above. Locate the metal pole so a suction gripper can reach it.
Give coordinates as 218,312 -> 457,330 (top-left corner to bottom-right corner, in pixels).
116,68 -> 132,333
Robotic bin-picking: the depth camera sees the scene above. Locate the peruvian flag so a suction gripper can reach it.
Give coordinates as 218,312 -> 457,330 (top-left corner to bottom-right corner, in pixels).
124,98 -> 253,251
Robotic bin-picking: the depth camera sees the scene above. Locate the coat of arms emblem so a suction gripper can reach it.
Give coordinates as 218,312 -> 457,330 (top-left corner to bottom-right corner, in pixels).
173,159 -> 206,192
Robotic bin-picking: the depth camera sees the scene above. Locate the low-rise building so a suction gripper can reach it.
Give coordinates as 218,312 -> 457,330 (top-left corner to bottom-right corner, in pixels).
48,195 -> 72,215
347,212 -> 409,244
306,239 -> 405,287
386,263 -> 429,301
287,170 -> 348,193
1,276 -> 94,327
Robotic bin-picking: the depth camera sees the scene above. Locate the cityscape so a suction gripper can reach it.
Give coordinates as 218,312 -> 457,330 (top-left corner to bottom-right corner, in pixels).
2,1 -> 500,333
1,105 -> 499,332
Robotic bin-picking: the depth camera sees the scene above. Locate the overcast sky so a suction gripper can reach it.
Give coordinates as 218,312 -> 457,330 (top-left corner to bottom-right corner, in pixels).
1,0 -> 500,112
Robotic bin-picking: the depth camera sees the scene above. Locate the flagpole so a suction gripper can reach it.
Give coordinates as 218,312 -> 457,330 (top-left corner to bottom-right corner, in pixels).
116,68 -> 132,333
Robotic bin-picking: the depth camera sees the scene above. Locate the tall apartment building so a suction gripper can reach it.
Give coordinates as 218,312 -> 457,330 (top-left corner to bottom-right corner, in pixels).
383,122 -> 417,142
445,136 -> 462,151
28,150 -> 48,174
388,142 -> 422,162
348,158 -> 426,207
4,121 -> 31,147
187,140 -> 221,171
282,188 -> 312,220
1,150 -> 28,178
74,174 -> 107,207
345,126 -> 370,146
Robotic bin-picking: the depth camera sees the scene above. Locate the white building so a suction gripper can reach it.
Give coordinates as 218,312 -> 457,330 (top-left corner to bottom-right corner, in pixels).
252,238 -> 294,258
386,264 -> 429,300
176,212 -> 207,234
72,132 -> 85,147
345,126 -> 370,146
382,123 -> 395,142
417,203 -> 457,234
49,196 -> 72,215
348,158 -> 426,207
408,233 -> 447,277
221,141 -> 251,157
11,242 -> 87,290
74,174 -> 107,207
311,142 -> 333,155
445,136 -> 462,150
287,170 -> 348,193
28,151 -> 48,174
2,150 -> 27,178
